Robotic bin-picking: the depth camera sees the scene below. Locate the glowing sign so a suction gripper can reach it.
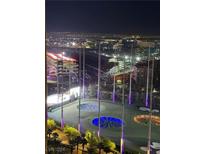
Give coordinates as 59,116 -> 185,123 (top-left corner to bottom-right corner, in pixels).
47,86 -> 80,105
117,80 -> 122,84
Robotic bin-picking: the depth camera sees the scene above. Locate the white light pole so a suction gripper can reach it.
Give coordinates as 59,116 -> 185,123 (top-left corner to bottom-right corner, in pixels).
82,47 -> 85,98
128,43 -> 133,105
68,68 -> 71,93
147,57 -> 155,154
97,42 -> 101,137
60,51 -> 65,128
57,61 -> 60,125
120,52 -> 125,154
145,46 -> 150,107
78,49 -> 81,132
112,74 -> 116,103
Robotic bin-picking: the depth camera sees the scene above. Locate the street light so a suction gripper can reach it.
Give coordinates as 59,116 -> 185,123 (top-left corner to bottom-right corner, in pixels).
97,42 -> 101,137
72,42 -> 76,46
136,56 -> 141,61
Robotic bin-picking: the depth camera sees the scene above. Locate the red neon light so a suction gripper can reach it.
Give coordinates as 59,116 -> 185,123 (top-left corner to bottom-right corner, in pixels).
47,52 -> 76,62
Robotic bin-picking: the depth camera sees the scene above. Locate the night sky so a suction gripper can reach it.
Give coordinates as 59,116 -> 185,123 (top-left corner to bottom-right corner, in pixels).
46,1 -> 160,35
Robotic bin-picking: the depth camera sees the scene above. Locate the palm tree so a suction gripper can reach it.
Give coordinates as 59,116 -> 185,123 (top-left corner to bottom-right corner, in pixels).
47,119 -> 56,130
52,132 -> 59,141
97,142 -> 104,154
48,132 -> 61,154
103,146 -> 110,154
63,125 -> 80,142
81,134 -> 88,151
47,128 -> 52,139
69,139 -> 76,154
85,130 -> 98,154
87,147 -> 96,154
85,130 -> 92,141
74,136 -> 82,154
102,138 -> 116,154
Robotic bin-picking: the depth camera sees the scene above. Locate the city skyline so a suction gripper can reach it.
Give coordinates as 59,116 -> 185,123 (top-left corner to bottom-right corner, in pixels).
46,1 -> 160,153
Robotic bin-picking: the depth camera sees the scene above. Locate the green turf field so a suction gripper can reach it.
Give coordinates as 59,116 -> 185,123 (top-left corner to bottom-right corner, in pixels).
48,99 -> 160,152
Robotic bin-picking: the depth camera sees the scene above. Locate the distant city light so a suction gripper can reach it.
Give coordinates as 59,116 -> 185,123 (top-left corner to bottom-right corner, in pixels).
113,54 -> 117,58
72,42 -> 76,46
153,89 -> 158,93
136,57 -> 141,61
125,55 -> 128,59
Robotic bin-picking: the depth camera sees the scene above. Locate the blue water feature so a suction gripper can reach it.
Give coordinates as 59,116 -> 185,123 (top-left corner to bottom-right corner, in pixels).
92,116 -> 124,128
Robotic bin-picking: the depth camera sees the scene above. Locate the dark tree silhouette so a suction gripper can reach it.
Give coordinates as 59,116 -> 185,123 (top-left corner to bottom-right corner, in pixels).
69,139 -> 76,154
97,142 -> 104,154
81,134 -> 88,151
47,128 -> 52,139
74,136 -> 82,154
103,146 -> 111,154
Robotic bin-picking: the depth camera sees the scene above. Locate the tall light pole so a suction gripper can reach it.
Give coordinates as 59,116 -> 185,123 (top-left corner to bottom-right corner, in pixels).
128,43 -> 133,105
82,47 -> 85,99
78,48 -> 82,132
46,51 -> 48,121
147,57 -> 155,154
58,51 -> 65,128
97,42 -> 101,137
56,46 -> 59,127
68,62 -> 71,94
112,74 -> 116,103
112,53 -> 117,103
45,47 -> 48,154
61,68 -> 64,128
120,52 -> 125,154
145,46 -> 151,107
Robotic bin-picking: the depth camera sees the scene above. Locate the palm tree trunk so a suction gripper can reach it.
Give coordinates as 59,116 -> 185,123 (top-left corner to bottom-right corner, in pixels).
77,144 -> 79,154
99,148 -> 101,154
70,147 -> 73,154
